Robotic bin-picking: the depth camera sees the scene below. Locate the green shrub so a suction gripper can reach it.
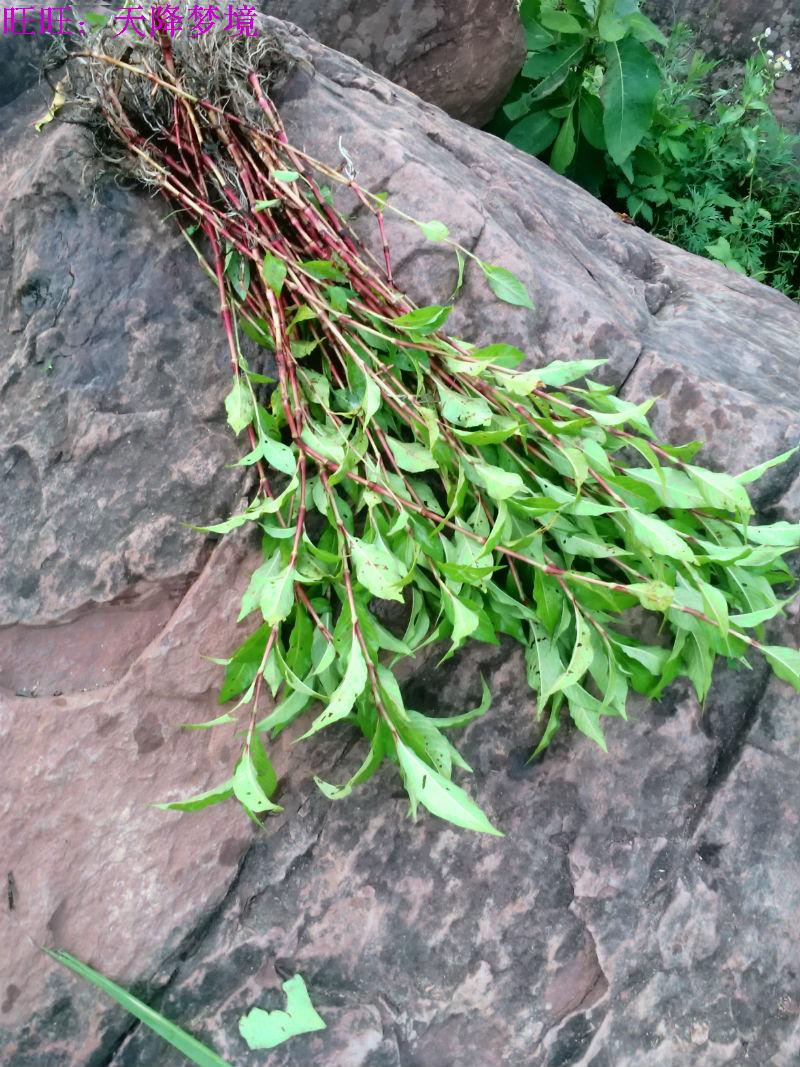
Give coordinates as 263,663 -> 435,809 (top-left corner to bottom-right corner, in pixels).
491,4 -> 800,299
489,0 -> 667,179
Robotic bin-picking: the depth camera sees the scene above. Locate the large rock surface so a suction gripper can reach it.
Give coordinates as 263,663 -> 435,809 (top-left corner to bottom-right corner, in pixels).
0,0 -> 525,126
2,17 -> 800,1067
263,0 -> 525,126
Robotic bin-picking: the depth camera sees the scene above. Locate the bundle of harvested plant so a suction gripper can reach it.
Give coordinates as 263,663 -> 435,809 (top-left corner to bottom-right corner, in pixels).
52,19 -> 800,834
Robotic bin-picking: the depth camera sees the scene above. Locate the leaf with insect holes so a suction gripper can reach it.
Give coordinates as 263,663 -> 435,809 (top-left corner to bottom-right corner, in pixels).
397,739 -> 503,835
299,635 -> 368,738
96,63 -> 800,839
239,975 -> 326,1051
232,746 -> 281,815
479,263 -> 534,309
225,378 -> 254,434
436,380 -> 492,428
262,437 -> 297,477
348,535 -> 406,601
259,564 -> 296,627
46,951 -> 235,1067
627,581 -> 674,613
540,609 -> 593,704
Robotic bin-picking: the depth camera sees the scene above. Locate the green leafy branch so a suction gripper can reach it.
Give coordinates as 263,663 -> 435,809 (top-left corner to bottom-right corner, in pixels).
62,26 -> 800,836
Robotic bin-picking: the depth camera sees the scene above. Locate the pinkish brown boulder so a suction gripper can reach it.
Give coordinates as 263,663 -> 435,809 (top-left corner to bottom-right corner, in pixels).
2,17 -> 800,1067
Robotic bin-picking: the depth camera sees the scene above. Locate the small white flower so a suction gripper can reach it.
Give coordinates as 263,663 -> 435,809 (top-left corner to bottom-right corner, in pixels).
787,61 -> 793,71
786,49 -> 791,57
767,49 -> 774,57
765,27 -> 772,37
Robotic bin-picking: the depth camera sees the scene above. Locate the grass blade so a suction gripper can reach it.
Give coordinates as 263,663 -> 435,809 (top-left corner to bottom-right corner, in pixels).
45,950 -> 234,1067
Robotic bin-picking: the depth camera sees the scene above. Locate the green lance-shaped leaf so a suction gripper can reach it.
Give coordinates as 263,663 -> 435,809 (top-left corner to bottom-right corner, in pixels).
224,378 -> 254,435
443,586 -> 481,654
385,434 -> 438,473
506,111 -> 560,154
232,744 -> 282,815
539,7 -> 585,34
698,579 -> 730,637
261,437 -> 297,477
436,380 -> 493,428
539,608 -> 593,705
534,358 -> 607,386
260,564 -> 296,627
470,460 -> 526,501
239,974 -> 326,1050
602,37 -> 661,166
566,688 -> 608,752
433,677 -> 493,729
315,726 -> 385,800
525,42 -> 588,102
735,446 -> 798,486
762,646 -> 800,690
746,522 -> 800,548
219,624 -> 272,703
417,219 -> 450,242
45,950 -> 235,1067
396,739 -> 503,835
261,250 -> 287,295
627,510 -> 695,563
393,304 -> 452,335
301,259 -> 347,281
685,464 -> 753,515
348,535 -> 406,602
549,108 -> 577,174
478,263 -> 534,310
298,634 -> 368,738
155,779 -> 234,813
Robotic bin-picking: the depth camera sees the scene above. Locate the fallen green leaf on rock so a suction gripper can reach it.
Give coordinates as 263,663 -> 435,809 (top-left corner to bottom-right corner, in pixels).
239,974 -> 326,1050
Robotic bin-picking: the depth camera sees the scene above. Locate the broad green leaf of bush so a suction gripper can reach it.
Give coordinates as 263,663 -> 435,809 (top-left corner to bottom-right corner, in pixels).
603,37 -> 661,165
